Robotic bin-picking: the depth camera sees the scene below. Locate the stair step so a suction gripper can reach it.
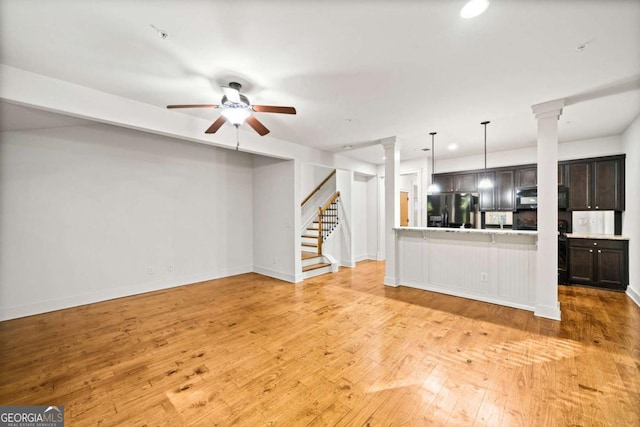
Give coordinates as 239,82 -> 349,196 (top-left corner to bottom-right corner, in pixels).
301,234 -> 318,238
302,242 -> 318,248
301,251 -> 318,260
302,262 -> 331,272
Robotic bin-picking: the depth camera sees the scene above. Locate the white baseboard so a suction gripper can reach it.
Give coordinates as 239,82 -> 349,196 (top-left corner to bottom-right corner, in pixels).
355,254 -> 378,262
252,266 -> 296,283
534,302 -> 562,321
627,286 -> 640,307
399,280 -> 536,313
341,260 -> 356,268
384,276 -> 398,287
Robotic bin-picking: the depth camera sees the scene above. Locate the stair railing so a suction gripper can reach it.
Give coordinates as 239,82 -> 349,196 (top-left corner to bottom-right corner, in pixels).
301,170 -> 336,207
317,191 -> 340,255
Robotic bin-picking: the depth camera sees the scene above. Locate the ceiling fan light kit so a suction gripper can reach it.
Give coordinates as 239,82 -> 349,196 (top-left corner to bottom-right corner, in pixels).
221,107 -> 251,126
166,81 -> 296,137
478,120 -> 493,189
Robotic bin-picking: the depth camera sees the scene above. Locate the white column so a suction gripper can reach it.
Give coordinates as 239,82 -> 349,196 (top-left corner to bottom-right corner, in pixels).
532,99 -> 564,320
382,137 -> 400,286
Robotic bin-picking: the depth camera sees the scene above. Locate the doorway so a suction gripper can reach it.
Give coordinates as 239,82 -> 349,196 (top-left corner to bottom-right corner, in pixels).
400,191 -> 409,226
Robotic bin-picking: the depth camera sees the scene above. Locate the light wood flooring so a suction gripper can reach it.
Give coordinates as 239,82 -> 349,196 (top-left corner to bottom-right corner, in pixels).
1,260 -> 639,426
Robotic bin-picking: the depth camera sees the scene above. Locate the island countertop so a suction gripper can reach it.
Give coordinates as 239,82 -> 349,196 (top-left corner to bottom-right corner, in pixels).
395,226 -> 537,237
566,233 -> 629,241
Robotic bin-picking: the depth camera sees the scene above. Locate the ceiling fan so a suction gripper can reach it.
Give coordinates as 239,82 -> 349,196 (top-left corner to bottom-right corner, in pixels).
166,82 -> 296,136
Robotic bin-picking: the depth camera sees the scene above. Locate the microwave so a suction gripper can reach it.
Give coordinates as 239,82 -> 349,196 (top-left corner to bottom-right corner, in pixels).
516,186 -> 568,210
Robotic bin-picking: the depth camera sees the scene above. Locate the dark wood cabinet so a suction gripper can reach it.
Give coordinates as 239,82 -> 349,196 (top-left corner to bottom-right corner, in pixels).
593,159 -> 624,210
568,238 -> 628,290
455,173 -> 477,192
515,167 -> 536,188
478,172 -> 496,211
433,174 -> 454,193
495,170 -> 515,211
567,162 -> 591,210
567,156 -> 624,211
433,172 -> 477,193
558,164 -> 567,186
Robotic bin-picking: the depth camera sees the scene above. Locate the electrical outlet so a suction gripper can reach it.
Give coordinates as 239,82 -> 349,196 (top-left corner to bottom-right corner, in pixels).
147,266 -> 154,275
272,257 -> 278,265
480,272 -> 488,282
167,265 -> 173,272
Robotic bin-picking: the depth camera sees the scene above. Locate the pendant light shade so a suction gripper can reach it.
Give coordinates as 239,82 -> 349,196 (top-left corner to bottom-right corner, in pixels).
427,132 -> 440,194
478,121 -> 493,189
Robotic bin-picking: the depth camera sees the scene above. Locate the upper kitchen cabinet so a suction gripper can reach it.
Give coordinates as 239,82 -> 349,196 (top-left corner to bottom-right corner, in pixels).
495,170 -> 515,211
478,171 -> 496,211
515,166 -> 536,188
433,174 -> 454,193
478,170 -> 514,211
567,155 -> 625,211
433,172 -> 478,192
514,164 -> 566,188
455,173 -> 477,192
558,164 -> 567,187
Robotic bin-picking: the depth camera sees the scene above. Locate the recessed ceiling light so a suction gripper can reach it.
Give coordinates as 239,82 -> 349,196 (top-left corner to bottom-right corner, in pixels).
343,145 -> 352,150
460,0 -> 490,19
421,147 -> 430,152
448,143 -> 458,151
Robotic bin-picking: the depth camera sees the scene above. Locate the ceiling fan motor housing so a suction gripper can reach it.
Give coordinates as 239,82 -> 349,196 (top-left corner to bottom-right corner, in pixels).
221,94 -> 250,107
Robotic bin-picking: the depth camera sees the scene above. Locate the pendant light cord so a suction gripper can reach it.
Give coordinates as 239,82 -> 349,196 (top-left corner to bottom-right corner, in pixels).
430,132 -> 437,184
235,124 -> 240,151
481,121 -> 490,175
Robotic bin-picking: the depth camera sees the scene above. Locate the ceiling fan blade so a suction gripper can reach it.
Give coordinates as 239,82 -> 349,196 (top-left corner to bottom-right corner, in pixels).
205,115 -> 227,134
167,104 -> 220,109
222,86 -> 241,104
246,115 -> 270,136
252,105 -> 297,114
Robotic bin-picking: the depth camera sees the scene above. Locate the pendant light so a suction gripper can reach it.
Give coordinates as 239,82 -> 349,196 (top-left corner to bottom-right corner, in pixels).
427,132 -> 440,194
477,121 -> 493,189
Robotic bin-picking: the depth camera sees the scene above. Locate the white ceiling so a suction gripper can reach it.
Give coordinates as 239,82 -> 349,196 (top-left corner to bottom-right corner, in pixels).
1,0 -> 639,165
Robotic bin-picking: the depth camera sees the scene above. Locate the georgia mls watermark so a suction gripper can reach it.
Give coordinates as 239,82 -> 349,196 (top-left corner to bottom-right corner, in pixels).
0,406 -> 64,427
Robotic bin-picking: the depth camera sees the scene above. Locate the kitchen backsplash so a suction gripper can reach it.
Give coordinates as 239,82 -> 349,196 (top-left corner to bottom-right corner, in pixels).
572,211 -> 615,235
485,211 -> 513,226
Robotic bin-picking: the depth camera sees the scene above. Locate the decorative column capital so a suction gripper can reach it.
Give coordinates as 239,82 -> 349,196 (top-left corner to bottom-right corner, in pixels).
380,136 -> 399,150
531,99 -> 565,120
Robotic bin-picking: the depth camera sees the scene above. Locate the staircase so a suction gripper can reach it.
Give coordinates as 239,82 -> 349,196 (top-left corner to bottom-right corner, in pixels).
300,171 -> 340,279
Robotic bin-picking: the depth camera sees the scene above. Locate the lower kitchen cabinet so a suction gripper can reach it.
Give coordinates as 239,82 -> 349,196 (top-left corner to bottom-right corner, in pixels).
568,238 -> 628,290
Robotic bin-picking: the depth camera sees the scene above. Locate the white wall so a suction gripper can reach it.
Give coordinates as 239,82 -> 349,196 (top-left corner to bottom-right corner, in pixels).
0,123 -> 254,320
335,170 -> 354,267
435,135 -> 624,173
252,156 -> 297,282
367,175 -> 381,260
300,163 -> 334,200
353,174 -> 369,261
621,115 -> 640,306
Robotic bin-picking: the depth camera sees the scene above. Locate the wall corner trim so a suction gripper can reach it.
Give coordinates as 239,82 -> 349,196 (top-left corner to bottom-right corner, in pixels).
534,302 -> 562,321
626,287 -> 640,308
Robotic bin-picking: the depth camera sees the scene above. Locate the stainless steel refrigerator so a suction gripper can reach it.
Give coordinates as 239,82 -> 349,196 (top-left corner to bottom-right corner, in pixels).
427,193 -> 478,228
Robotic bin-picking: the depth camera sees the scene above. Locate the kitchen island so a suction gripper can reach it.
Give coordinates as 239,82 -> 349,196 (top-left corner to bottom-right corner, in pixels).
393,227 -> 538,312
